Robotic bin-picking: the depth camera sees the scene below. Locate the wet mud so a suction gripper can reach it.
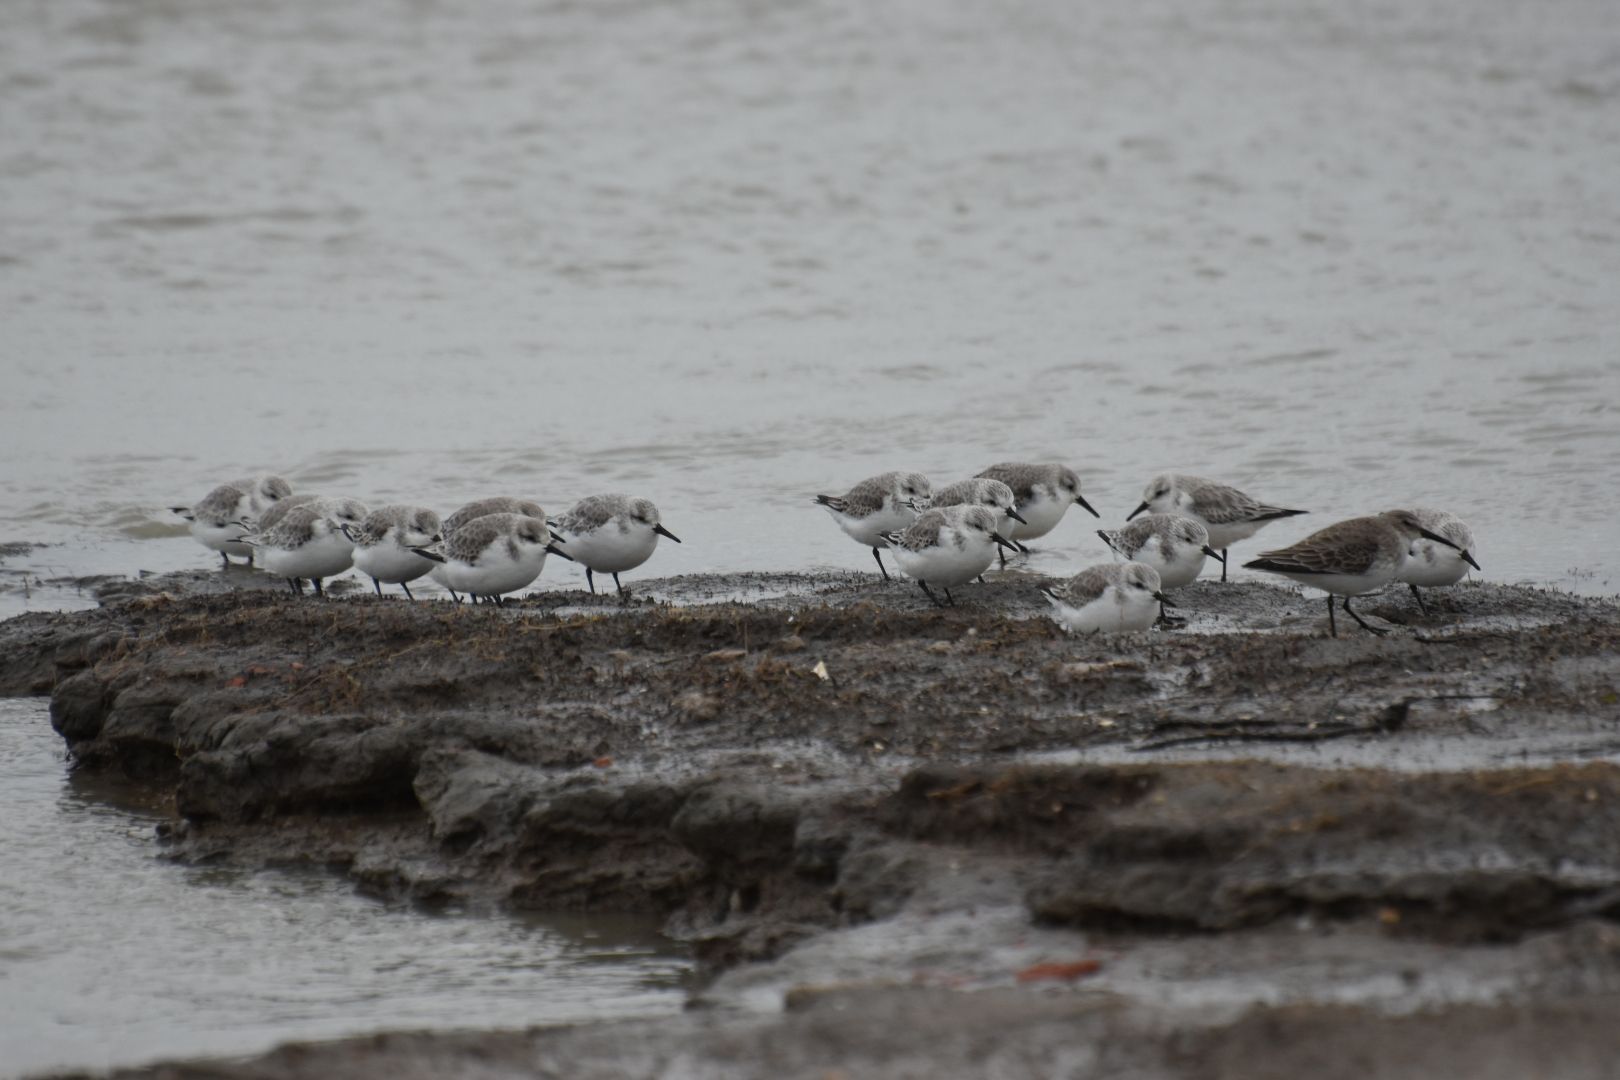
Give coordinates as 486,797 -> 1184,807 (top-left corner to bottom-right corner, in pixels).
10,568 -> 1620,1078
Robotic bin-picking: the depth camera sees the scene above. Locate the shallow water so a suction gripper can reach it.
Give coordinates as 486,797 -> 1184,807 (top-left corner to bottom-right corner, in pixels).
0,699 -> 690,1079
3,0 -> 1619,620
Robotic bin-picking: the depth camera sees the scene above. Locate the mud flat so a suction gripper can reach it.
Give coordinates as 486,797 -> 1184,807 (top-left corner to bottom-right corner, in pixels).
8,569 -> 1620,1079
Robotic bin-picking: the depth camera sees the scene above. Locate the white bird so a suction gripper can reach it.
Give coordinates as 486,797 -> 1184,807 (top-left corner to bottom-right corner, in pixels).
1390,507 -> 1478,614
1129,473 -> 1306,581
1098,513 -> 1218,622
245,505 -> 355,596
170,483 -> 254,568
255,494 -> 367,534
1042,563 -> 1169,634
881,505 -> 1018,607
550,494 -> 680,598
1244,510 -> 1479,637
231,475 -> 294,517
413,513 -> 566,606
346,505 -> 443,599
974,463 -> 1099,566
442,497 -> 546,538
929,477 -> 1029,544
815,471 -> 931,580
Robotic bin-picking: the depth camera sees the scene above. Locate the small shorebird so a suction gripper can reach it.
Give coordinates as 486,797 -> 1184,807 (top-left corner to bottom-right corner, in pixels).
882,505 -> 1018,607
929,477 -> 1028,540
815,471 -> 931,580
1390,507 -> 1478,614
1243,510 -> 1479,637
1042,563 -> 1169,634
974,462 -> 1099,565
255,494 -> 368,534
413,512 -> 568,606
442,497 -> 546,537
1128,473 -> 1306,581
1097,513 -> 1218,622
244,505 -> 355,596
171,483 -> 254,568
231,475 -> 293,517
550,494 -> 681,597
346,505 -> 443,599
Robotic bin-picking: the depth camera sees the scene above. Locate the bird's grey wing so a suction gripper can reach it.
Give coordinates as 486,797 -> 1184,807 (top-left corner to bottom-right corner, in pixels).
976,463 -> 1039,502
1056,566 -> 1114,605
896,511 -> 944,551
558,495 -> 622,534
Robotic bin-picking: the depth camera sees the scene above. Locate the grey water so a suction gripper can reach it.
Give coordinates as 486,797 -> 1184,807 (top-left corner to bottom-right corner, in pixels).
2,0 -> 1618,619
0,699 -> 690,1078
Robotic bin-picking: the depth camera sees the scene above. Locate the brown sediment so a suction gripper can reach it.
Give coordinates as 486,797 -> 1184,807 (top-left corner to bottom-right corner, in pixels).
9,571 -> 1620,1078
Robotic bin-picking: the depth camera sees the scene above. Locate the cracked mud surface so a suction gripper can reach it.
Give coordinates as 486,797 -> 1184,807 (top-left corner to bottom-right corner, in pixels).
8,570 -> 1620,1078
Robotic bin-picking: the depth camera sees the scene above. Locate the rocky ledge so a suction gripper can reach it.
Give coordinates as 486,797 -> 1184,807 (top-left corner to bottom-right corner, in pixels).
8,571 -> 1620,1079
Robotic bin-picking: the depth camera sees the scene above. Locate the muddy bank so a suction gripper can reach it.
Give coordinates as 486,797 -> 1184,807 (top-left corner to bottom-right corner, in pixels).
9,570 -> 1620,1077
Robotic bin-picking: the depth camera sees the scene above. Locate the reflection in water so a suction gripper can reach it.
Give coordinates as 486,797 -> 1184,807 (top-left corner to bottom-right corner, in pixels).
0,700 -> 689,1079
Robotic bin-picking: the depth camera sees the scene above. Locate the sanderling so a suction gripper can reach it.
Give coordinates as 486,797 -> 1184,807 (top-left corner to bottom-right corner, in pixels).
1128,473 -> 1306,581
1097,513 -> 1218,622
975,463 -> 1099,565
255,494 -> 368,534
1390,507 -> 1478,614
881,505 -> 1018,607
1244,510 -> 1479,637
346,505 -> 443,599
815,471 -> 931,580
231,475 -> 293,517
442,497 -> 546,538
413,512 -> 566,606
170,483 -> 253,568
550,494 -> 680,598
930,478 -> 1028,541
243,505 -> 356,596
1041,563 -> 1169,634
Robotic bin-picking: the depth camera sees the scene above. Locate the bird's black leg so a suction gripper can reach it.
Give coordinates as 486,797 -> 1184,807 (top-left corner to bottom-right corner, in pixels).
918,581 -> 944,608
220,552 -> 231,570
872,547 -> 890,581
1408,583 -> 1429,615
1156,600 -> 1187,626
401,582 -> 415,601
449,589 -> 462,604
1219,548 -> 1230,582
1342,596 -> 1387,636
1326,593 -> 1337,637
586,567 -> 596,595
372,578 -> 382,597
977,575 -> 986,585
613,572 -> 625,598
287,577 -> 302,596
997,546 -> 1007,569
311,578 -> 324,597
943,586 -> 956,607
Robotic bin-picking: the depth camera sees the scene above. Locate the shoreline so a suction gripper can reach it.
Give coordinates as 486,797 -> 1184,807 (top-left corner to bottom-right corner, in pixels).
8,569 -> 1620,1078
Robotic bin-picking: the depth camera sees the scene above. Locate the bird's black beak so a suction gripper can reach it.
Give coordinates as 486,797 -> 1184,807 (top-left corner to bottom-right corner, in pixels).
1417,527 -> 1480,570
1075,494 -> 1100,518
339,523 -> 357,542
1202,545 -> 1220,559
545,543 -> 575,561
654,524 -> 681,543
991,532 -> 1019,551
1126,501 -> 1148,521
1007,507 -> 1027,524
411,547 -> 445,563
1155,592 -> 1175,607
430,534 -> 443,544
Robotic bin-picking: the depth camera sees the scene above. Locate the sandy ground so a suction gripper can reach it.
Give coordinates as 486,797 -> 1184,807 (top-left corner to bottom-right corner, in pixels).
6,566 -> 1620,1079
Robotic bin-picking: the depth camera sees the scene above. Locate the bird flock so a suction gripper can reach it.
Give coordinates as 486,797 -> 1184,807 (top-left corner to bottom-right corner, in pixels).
813,465 -> 1478,637
172,464 -> 1479,637
171,481 -> 679,606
